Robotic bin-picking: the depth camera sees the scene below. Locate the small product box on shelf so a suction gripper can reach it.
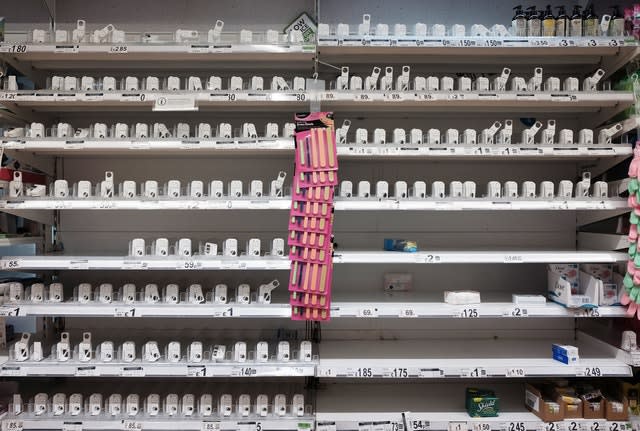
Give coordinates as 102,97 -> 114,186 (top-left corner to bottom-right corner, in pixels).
525,384 -> 564,422
552,344 -> 579,364
466,388 -> 499,417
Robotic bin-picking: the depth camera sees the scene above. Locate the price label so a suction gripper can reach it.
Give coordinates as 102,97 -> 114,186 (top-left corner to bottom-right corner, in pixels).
122,420 -> 142,431
399,308 -> 417,318
448,93 -> 465,100
181,260 -> 203,270
386,93 -> 404,101
3,44 -> 28,53
2,420 -> 24,431
608,423 -> 631,431
386,367 -> 409,378
153,95 -> 197,111
504,255 -> 524,263
75,366 -> 98,376
3,259 -> 20,269
424,254 -> 442,263
109,45 -> 128,53
114,307 -> 136,317
506,422 -> 525,431
485,39 -> 503,47
0,93 -> 17,100
354,93 -> 373,102
582,367 -> 602,377
506,367 -> 526,377
352,367 -> 374,378
121,261 -> 145,270
507,307 -> 528,317
187,365 -> 207,377
473,424 -> 491,431
54,45 -> 79,53
409,421 -> 430,431
358,307 -> 379,318
316,423 -> 337,431
574,308 -> 600,317
459,308 -> 479,318
0,307 -> 20,317
121,367 -> 145,377
449,422 -> 467,431
62,423 -> 82,431
585,422 -> 606,431
462,367 -> 487,377
1,367 -> 24,377
232,366 -> 258,376
201,422 -> 221,431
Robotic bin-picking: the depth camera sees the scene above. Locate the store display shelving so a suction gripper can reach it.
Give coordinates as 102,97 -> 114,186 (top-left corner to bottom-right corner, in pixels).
1,1 -> 639,430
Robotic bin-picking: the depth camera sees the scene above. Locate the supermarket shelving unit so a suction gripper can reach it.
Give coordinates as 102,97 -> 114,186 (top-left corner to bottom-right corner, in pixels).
1,0 -> 639,430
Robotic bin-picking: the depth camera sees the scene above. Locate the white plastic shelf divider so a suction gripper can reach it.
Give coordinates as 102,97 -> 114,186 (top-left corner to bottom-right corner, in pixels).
0,416 -> 315,431
0,198 -> 629,212
0,360 -> 316,378
2,140 -> 632,159
316,338 -> 633,379
0,251 -> 627,271
0,302 -> 624,319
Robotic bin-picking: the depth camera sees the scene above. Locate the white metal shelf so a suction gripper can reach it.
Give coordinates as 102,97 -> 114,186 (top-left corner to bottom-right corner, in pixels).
1,416 -> 315,431
0,251 -> 627,271
317,412 -> 636,431
318,35 -> 629,49
0,360 -> 315,378
316,337 -> 633,379
1,139 -> 632,160
0,301 -> 624,319
316,382 -> 636,431
0,198 -> 629,212
0,91 -> 632,115
0,41 -> 314,60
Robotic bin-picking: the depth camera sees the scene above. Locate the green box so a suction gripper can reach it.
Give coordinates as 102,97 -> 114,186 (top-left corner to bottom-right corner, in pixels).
466,388 -> 500,417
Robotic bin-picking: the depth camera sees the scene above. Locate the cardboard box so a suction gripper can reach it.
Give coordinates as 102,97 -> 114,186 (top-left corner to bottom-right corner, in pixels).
605,396 -> 629,421
581,396 -> 605,419
525,384 -> 564,422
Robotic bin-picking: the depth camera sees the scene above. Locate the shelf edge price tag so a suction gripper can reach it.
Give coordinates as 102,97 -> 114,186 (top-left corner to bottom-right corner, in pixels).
504,255 -> 524,263
109,45 -> 128,53
358,307 -> 379,318
180,260 -> 203,270
153,95 -> 197,111
449,422 -> 468,431
62,422 -> 83,431
201,422 -> 221,431
399,308 -> 417,318
2,420 -> 23,431
122,420 -> 142,431
473,423 -> 491,431
462,367 -> 487,377
506,367 -> 526,377
114,307 -> 136,317
187,365 -> 207,377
